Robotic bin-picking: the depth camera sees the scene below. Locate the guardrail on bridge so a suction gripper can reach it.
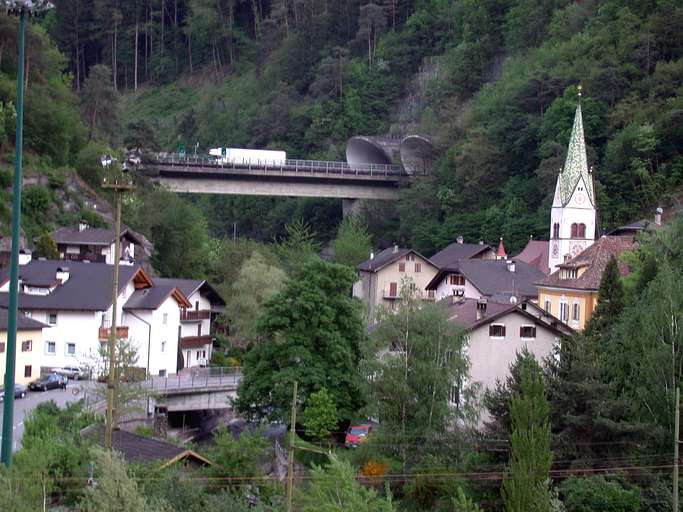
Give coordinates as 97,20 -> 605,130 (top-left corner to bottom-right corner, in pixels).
146,153 -> 410,177
148,366 -> 242,393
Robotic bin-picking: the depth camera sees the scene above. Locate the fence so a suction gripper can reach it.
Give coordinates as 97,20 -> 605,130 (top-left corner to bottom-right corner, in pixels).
147,366 -> 242,393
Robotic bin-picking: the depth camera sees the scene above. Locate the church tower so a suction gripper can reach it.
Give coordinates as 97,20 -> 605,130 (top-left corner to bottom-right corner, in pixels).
548,90 -> 598,273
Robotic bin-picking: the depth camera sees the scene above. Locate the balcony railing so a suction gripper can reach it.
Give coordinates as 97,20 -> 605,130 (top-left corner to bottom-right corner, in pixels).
180,310 -> 211,322
98,326 -> 129,341
180,335 -> 213,349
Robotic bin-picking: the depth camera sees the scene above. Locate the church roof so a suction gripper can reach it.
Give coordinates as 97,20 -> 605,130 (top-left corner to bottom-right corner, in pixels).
514,240 -> 550,275
558,100 -> 594,206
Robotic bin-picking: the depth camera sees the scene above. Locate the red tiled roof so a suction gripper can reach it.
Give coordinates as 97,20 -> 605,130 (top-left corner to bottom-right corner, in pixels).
537,236 -> 637,291
497,238 -> 506,258
514,240 -> 550,275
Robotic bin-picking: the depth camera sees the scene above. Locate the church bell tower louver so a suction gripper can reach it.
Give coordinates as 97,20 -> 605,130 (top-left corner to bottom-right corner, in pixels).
548,88 -> 598,273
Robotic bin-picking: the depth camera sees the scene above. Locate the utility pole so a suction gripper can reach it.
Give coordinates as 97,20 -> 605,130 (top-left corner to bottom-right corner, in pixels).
100,155 -> 135,450
1,0 -> 54,468
675,386 -> 680,511
286,380 -> 298,512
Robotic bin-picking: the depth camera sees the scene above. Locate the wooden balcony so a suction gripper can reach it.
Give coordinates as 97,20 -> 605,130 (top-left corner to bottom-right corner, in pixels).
181,310 -> 211,322
180,335 -> 213,349
99,326 -> 129,341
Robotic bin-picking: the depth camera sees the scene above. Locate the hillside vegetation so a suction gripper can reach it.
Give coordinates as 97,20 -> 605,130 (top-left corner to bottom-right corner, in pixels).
0,0 -> 682,258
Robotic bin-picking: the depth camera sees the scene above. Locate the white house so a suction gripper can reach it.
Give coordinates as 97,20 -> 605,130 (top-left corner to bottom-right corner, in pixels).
0,259 -> 191,377
155,278 -> 226,368
49,222 -> 148,265
445,297 -> 573,424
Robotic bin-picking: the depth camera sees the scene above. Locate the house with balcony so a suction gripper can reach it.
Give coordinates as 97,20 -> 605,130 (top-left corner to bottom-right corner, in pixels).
0,258 -> 191,378
49,222 -> 149,265
353,245 -> 439,321
425,259 -> 545,304
536,235 -> 636,331
154,278 -> 226,368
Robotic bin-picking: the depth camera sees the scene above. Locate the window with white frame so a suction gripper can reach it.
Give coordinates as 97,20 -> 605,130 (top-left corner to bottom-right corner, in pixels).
47,313 -> 57,325
21,340 -> 32,352
559,301 -> 569,322
163,313 -> 168,325
45,341 -> 56,355
489,324 -> 506,338
572,303 -> 581,322
66,343 -> 76,356
520,325 -> 536,339
449,274 -> 465,286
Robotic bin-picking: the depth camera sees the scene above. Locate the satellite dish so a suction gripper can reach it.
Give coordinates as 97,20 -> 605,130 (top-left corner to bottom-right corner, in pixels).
509,296 -> 518,305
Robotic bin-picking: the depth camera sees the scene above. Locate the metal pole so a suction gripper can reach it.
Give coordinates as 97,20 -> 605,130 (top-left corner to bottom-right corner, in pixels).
1,9 -> 26,467
675,386 -> 680,511
286,380 -> 298,512
104,190 -> 123,450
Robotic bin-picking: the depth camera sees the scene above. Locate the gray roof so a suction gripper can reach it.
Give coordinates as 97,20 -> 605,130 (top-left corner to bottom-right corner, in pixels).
429,242 -> 493,268
444,298 -> 572,337
123,285 -> 178,310
81,424 -> 212,467
426,260 -> 545,298
154,278 -> 225,306
358,246 -> 435,273
0,309 -> 48,331
0,260 -> 142,311
50,226 -> 142,246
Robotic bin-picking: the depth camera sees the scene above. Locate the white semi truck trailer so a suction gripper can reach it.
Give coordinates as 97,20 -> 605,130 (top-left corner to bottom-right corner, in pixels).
209,147 -> 287,165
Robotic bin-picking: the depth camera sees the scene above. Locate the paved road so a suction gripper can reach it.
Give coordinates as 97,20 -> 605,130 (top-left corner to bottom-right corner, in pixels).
0,381 -> 98,452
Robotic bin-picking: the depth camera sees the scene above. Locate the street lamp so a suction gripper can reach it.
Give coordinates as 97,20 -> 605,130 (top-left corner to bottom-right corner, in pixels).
100,155 -> 135,451
1,0 -> 54,468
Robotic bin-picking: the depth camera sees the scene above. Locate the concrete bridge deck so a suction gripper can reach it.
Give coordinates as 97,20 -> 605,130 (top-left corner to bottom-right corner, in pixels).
138,153 -> 410,202
146,367 -> 242,412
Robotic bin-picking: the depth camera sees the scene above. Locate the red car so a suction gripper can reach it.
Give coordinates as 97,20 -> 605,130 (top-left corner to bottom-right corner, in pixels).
345,424 -> 372,448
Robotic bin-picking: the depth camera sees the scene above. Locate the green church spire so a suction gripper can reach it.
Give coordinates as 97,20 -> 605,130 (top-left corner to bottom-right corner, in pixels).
560,88 -> 594,206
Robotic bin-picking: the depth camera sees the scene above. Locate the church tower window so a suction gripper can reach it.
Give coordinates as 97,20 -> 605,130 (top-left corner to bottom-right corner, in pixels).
553,223 -> 560,239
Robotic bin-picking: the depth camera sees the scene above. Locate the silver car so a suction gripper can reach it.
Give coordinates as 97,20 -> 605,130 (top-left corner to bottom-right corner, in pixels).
51,366 -> 83,380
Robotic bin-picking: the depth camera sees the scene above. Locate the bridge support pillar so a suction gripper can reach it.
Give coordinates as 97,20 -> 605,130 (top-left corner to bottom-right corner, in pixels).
342,199 -> 361,217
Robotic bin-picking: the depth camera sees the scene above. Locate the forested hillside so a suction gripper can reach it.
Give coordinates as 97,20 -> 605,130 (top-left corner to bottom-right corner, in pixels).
1,0 -> 682,259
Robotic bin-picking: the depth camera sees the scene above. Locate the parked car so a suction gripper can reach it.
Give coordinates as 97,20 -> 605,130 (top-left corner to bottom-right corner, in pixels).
28,374 -> 67,391
0,384 -> 27,401
345,424 -> 373,448
51,366 -> 84,380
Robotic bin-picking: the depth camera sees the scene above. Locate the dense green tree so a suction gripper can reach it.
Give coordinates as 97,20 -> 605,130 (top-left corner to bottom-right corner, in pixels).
297,457 -> 395,512
34,231 -> 59,259
501,361 -> 552,512
362,281 -> 469,465
559,476 -> 640,512
81,64 -> 119,140
79,449 -> 162,511
302,387 -> 338,442
236,260 -> 365,423
584,256 -> 625,336
126,187 -> 210,278
331,215 -> 372,268
483,349 -> 543,445
227,251 -> 287,346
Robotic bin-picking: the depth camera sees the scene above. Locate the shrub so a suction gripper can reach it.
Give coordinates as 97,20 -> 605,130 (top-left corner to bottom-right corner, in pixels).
559,476 -> 640,512
226,357 -> 241,367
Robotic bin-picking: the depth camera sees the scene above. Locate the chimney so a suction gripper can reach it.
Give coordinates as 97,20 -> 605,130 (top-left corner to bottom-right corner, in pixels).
478,240 -> 484,245
18,249 -> 32,266
78,221 -> 89,232
56,267 -> 70,284
393,244 -> 398,254
476,298 -> 488,320
506,260 -> 516,273
456,236 -> 464,244
655,207 -> 663,226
